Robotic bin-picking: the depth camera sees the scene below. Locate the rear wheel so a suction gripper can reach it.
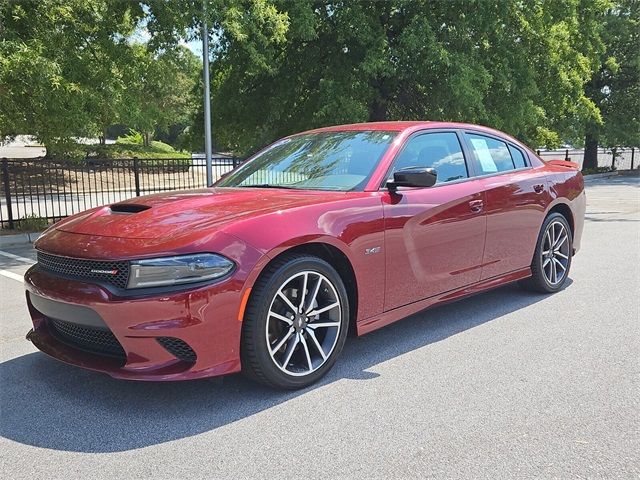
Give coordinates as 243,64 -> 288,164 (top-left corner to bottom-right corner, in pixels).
520,212 -> 573,293
241,254 -> 349,389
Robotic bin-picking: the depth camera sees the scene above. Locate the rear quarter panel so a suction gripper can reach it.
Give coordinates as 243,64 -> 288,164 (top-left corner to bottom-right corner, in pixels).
544,164 -> 586,253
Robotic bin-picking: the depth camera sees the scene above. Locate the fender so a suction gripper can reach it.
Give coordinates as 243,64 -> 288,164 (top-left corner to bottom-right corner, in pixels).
225,194 -> 387,325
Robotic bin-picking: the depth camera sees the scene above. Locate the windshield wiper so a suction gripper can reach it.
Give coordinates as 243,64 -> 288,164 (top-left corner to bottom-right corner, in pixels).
238,184 -> 298,189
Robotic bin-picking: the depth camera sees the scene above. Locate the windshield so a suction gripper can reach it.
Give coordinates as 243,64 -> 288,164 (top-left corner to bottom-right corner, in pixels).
216,130 -> 397,191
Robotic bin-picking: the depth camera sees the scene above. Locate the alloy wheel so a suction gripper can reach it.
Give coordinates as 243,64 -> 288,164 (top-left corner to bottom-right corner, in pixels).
265,271 -> 342,377
541,220 -> 570,285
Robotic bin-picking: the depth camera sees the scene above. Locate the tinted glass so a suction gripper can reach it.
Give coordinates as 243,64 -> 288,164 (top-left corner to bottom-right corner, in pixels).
466,133 -> 515,174
217,131 -> 396,191
390,132 -> 468,183
508,145 -> 527,168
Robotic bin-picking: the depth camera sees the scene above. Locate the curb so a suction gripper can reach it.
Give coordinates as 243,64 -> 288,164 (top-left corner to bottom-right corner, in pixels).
618,169 -> 640,177
0,231 -> 42,248
583,171 -> 620,181
583,169 -> 639,181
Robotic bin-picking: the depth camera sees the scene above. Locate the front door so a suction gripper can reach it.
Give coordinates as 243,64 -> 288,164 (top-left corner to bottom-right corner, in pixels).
382,131 -> 487,311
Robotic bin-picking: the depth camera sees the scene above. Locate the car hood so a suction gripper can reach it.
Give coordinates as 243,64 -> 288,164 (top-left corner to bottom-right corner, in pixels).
54,187 -> 347,240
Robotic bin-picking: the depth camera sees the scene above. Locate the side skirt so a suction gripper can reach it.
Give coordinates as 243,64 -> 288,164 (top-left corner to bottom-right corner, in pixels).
356,267 -> 531,336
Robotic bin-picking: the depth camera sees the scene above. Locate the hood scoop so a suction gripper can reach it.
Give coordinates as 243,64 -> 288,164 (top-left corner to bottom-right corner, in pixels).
109,204 -> 151,214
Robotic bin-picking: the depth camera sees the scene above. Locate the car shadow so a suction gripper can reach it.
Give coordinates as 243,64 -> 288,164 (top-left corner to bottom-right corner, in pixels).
0,282 -> 561,453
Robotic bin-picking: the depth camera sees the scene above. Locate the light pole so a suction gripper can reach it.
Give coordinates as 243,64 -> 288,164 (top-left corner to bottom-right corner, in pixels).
202,14 -> 213,186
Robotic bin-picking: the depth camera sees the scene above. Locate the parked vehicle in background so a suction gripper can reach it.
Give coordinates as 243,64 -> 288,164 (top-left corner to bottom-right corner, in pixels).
24,121 -> 585,389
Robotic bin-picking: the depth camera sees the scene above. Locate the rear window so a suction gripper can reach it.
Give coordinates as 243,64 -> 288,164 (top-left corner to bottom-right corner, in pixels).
465,133 -> 515,174
508,145 -> 528,168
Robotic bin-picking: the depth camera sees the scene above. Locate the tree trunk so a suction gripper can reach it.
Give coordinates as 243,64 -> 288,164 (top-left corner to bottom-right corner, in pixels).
369,97 -> 387,122
369,78 -> 389,122
143,132 -> 150,147
583,131 -> 599,171
99,127 -> 107,146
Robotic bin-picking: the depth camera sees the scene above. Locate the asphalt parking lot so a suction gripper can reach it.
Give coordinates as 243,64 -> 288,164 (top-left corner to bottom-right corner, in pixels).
1,176 -> 638,479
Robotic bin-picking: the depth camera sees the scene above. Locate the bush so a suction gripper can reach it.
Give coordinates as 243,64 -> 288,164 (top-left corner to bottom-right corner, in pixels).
17,214 -> 49,232
115,130 -> 144,146
582,166 -> 615,175
81,130 -> 190,160
42,130 -> 191,162
103,130 -> 190,159
45,139 -> 87,161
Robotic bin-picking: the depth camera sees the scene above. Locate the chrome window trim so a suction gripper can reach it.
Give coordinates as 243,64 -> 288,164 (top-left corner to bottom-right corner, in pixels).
377,127 -> 535,191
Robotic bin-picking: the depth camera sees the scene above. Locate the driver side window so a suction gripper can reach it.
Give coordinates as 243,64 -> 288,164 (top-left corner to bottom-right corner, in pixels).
390,132 -> 468,183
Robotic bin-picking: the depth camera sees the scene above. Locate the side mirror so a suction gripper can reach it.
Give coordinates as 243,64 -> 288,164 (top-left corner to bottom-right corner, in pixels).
387,167 -> 437,192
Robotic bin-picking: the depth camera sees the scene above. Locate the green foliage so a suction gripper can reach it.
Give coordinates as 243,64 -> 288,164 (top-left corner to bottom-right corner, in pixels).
203,0 -> 610,154
1,0 -> 637,165
582,0 -> 639,169
0,0 -> 201,153
0,0 -> 144,148
601,1 -> 639,148
16,214 -> 49,232
581,166 -> 615,175
115,130 -> 145,146
121,45 -> 201,146
91,132 -> 189,158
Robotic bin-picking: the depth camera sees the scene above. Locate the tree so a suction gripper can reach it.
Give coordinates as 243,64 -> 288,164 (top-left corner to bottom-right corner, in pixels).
582,0 -> 640,170
0,0 -> 145,154
122,45 -> 201,146
0,0 -> 290,155
142,0 -> 290,151
205,0 -> 608,155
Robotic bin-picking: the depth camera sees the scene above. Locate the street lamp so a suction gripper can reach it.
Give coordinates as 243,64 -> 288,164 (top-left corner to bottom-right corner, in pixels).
202,13 -> 213,186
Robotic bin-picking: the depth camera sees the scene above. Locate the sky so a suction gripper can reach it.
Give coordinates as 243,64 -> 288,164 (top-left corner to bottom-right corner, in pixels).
130,22 -> 204,59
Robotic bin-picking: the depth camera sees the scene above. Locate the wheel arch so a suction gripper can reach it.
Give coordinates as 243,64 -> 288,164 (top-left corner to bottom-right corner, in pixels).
547,201 -> 575,237
245,242 -> 359,336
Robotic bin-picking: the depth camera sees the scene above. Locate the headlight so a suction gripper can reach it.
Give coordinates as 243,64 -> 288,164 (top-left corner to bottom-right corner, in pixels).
127,253 -> 235,289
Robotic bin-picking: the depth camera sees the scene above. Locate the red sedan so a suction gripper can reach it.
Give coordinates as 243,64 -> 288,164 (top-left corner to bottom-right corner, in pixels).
24,121 -> 585,389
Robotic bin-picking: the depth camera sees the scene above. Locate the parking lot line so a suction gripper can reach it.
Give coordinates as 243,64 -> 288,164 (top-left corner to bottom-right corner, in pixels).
0,250 -> 35,264
0,269 -> 24,282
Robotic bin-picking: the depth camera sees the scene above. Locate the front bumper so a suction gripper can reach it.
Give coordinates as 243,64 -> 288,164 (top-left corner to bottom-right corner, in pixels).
24,265 -> 248,381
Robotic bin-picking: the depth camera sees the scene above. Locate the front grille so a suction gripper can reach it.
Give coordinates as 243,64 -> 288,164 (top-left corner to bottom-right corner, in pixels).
157,337 -> 197,363
49,318 -> 126,360
37,251 -> 129,289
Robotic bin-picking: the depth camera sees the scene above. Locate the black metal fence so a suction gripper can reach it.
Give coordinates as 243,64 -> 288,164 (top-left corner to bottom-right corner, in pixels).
536,147 -> 637,171
2,147 -> 638,230
1,156 -> 239,229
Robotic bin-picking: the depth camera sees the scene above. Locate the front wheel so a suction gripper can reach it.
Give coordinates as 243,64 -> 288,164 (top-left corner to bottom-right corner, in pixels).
520,212 -> 573,293
241,254 -> 349,389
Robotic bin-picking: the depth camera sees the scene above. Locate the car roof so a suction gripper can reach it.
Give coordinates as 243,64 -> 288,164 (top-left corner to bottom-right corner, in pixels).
302,121 -> 503,135
302,121 -> 432,133
300,121 -> 529,150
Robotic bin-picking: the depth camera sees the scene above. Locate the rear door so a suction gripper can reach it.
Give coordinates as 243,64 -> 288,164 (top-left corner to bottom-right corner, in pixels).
462,131 -> 552,280
382,130 -> 487,311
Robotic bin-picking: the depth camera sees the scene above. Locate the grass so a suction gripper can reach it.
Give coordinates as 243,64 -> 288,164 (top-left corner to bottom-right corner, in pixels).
44,132 -> 191,161
582,166 -> 615,175
88,134 -> 190,159
0,214 -> 51,234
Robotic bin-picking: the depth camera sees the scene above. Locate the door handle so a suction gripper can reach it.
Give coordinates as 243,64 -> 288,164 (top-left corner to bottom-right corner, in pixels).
533,184 -> 544,193
469,199 -> 484,213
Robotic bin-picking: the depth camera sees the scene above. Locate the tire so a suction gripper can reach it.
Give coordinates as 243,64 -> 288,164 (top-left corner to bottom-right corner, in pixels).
241,254 -> 350,389
519,212 -> 573,293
